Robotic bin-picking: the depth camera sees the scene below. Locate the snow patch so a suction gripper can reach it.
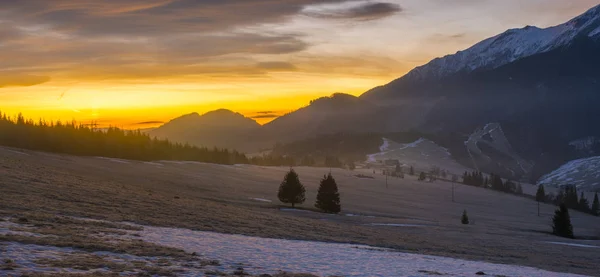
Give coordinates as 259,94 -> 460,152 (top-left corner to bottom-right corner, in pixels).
366,223 -> 427,227
96,157 -> 130,164
249,198 -> 272,203
5,149 -> 30,156
543,241 -> 599,249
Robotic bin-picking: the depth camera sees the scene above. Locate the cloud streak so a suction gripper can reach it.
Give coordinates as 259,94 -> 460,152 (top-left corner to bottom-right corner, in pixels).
0,75 -> 51,88
303,2 -> 402,21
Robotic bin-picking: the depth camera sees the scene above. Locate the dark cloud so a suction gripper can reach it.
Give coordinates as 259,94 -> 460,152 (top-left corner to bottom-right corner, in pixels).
0,0 -> 358,81
304,2 -> 402,21
133,121 -> 164,125
256,62 -> 298,71
256,111 -> 276,114
251,114 -> 280,119
0,0 -> 355,37
0,75 -> 51,88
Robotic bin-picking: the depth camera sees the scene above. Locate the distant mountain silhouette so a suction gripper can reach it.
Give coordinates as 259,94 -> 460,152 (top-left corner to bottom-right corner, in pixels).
149,109 -> 260,151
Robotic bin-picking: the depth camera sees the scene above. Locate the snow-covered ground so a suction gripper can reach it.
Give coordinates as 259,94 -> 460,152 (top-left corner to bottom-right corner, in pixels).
538,156 -> 600,192
2,216 -> 591,277
366,137 -> 470,175
139,225 -> 589,277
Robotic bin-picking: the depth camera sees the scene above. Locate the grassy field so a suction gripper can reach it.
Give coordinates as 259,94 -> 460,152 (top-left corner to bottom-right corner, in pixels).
1,146 -> 599,276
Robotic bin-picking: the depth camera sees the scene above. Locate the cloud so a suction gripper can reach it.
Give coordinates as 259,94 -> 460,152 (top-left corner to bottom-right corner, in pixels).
0,75 -> 51,88
251,114 -> 280,119
0,0 -> 357,81
303,2 -> 402,21
256,62 -> 298,71
133,121 -> 164,125
250,110 -> 284,119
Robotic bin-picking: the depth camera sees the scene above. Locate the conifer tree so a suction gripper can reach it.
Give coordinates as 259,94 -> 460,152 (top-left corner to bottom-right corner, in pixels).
461,210 -> 469,225
536,184 -> 546,202
578,192 -> 590,212
418,172 -> 426,181
592,193 -> 599,216
409,166 -> 415,176
278,169 -> 306,208
552,204 -> 574,238
315,173 -> 341,214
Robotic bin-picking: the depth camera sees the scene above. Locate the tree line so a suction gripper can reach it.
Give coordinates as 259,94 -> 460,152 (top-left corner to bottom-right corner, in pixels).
536,184 -> 599,216
462,171 -> 523,195
0,112 -> 305,165
277,169 -> 341,213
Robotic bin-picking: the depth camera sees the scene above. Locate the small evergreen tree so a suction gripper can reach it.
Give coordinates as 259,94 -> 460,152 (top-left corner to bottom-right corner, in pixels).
418,172 -> 426,181
461,210 -> 469,225
591,193 -> 599,216
278,169 -> 306,208
409,166 -> 415,176
535,184 -> 546,202
315,173 -> 341,214
552,204 -> 574,238
578,192 -> 590,212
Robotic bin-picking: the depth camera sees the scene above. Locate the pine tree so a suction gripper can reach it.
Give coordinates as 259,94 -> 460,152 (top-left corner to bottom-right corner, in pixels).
552,204 -> 574,238
592,193 -> 599,216
535,184 -> 546,202
418,172 -> 426,181
578,192 -> 590,212
461,210 -> 469,225
315,173 -> 341,214
278,169 -> 306,208
409,166 -> 415,176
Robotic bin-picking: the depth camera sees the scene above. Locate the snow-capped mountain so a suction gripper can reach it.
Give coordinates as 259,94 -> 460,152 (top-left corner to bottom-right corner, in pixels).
538,156 -> 600,192
403,4 -> 600,82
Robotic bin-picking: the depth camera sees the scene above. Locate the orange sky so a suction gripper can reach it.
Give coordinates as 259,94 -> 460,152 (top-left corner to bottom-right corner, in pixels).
1,1 -> 597,128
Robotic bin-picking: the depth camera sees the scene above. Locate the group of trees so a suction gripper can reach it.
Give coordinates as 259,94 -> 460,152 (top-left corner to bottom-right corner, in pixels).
277,169 -> 341,213
0,112 -> 249,164
462,171 -> 523,195
536,184 -> 599,239
0,112 -> 352,168
537,184 -> 600,216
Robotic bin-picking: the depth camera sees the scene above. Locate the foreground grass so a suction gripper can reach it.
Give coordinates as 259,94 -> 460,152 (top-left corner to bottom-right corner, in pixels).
1,149 -> 600,276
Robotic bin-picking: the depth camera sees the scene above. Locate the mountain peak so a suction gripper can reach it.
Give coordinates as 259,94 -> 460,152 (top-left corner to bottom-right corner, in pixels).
400,4 -> 600,83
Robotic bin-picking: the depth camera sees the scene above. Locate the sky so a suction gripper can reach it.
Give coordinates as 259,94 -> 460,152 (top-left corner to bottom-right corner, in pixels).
1,0 -> 598,128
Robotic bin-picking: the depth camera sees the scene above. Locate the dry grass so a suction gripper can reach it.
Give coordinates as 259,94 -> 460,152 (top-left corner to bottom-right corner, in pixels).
1,213 -> 189,258
1,147 -> 600,276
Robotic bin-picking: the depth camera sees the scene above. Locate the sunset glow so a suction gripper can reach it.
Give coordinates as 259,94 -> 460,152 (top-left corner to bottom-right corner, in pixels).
1,0 -> 597,128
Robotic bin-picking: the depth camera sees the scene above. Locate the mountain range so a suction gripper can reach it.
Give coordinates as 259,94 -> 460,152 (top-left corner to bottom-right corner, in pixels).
149,4 -> 600,185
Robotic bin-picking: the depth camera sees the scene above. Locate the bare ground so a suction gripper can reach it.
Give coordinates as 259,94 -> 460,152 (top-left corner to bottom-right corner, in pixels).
1,147 -> 600,276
